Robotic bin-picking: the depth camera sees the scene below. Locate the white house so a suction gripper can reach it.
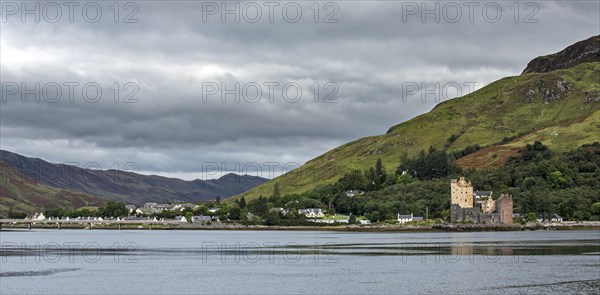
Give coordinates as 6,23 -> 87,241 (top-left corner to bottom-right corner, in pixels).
397,213 -> 425,224
192,215 -> 212,223
298,208 -> 324,218
550,213 -> 563,223
397,213 -> 414,224
175,216 -> 188,222
33,213 -> 46,220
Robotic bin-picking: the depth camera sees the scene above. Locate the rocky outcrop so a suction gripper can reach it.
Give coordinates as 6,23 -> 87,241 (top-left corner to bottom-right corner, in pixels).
522,35 -> 600,74
523,79 -> 573,103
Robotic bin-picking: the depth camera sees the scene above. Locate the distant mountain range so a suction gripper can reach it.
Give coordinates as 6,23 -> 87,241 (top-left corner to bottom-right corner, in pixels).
0,150 -> 267,215
0,161 -> 105,215
237,35 -> 600,201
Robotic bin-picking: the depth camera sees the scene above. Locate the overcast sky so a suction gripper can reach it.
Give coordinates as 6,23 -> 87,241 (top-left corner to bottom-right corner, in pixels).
1,1 -> 598,180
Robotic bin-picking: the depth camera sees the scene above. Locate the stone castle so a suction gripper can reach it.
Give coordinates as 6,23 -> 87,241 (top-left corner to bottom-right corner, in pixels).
450,177 -> 513,224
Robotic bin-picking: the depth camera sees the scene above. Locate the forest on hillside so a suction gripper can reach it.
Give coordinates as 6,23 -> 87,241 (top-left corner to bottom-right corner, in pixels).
238,142 -> 600,223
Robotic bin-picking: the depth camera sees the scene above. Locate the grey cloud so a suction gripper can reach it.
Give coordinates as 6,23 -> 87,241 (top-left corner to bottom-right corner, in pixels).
1,1 -> 598,179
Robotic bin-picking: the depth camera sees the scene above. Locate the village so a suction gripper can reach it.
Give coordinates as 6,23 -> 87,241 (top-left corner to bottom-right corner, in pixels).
10,177 -> 568,227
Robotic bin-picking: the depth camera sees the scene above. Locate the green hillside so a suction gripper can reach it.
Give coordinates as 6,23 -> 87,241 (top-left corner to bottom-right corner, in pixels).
0,162 -> 105,217
235,37 -> 600,201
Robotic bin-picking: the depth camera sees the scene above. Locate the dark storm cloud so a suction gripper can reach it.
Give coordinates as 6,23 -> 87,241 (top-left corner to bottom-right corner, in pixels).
1,1 -> 598,179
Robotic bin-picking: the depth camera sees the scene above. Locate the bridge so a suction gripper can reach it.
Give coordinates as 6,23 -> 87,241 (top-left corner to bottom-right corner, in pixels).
0,219 -> 184,230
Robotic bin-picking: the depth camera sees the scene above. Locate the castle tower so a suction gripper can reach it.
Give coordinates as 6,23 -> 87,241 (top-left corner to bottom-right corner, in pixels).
451,177 -> 473,208
496,194 -> 513,224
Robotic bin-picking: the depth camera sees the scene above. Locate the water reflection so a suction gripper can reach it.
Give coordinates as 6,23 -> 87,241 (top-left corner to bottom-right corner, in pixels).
2,238 -> 598,258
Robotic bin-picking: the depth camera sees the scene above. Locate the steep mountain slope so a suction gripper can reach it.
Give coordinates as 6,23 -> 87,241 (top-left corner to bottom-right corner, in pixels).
0,161 -> 104,216
236,36 -> 600,201
0,150 -> 268,205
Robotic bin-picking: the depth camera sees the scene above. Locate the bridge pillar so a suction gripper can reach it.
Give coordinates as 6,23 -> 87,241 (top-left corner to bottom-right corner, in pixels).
28,223 -> 32,230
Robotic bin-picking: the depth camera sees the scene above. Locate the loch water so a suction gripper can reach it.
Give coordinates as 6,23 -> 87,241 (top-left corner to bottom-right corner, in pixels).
0,229 -> 599,294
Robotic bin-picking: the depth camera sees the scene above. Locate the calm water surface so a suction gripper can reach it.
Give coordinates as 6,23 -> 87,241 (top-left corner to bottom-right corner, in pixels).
0,229 -> 598,294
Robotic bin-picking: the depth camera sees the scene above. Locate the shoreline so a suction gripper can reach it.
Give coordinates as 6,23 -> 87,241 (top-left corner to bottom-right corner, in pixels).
2,222 -> 600,232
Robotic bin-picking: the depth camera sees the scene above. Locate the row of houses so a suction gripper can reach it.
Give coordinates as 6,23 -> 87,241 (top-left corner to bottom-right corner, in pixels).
26,213 -> 218,223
